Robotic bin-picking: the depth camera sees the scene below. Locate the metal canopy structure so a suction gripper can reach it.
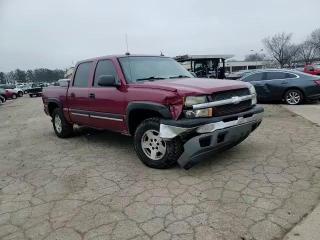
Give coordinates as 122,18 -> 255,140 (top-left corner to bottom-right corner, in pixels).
175,54 -> 234,79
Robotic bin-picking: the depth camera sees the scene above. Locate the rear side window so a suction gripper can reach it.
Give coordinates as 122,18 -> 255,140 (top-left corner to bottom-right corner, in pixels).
285,73 -> 297,79
93,60 -> 118,87
73,62 -> 93,87
266,72 -> 286,80
243,72 -> 264,82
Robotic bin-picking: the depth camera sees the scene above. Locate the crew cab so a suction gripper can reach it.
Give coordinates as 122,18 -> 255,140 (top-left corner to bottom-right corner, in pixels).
42,55 -> 263,169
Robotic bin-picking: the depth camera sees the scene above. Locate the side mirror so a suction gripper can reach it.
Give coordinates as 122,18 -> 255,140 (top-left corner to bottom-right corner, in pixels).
98,75 -> 119,87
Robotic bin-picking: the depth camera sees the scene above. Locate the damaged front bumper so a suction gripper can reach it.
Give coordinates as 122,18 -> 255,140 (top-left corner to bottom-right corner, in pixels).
160,105 -> 264,169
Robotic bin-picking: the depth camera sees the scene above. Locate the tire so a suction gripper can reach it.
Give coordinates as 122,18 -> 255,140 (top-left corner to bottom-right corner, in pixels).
284,89 -> 303,105
29,94 -> 33,98
52,108 -> 73,138
134,118 -> 183,169
18,91 -> 23,97
12,93 -> 17,99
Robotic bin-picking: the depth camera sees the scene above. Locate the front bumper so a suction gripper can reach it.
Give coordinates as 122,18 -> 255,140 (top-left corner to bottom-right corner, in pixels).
160,105 -> 264,169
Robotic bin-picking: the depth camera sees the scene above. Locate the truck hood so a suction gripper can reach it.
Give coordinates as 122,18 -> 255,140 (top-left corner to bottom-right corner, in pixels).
130,78 -> 250,96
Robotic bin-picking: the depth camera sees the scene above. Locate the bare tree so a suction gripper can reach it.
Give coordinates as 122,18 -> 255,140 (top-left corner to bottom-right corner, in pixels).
263,32 -> 298,68
310,28 -> 320,51
297,40 -> 318,64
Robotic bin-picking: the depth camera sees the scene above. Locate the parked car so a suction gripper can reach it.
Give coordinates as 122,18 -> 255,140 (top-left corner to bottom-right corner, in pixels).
239,69 -> 320,105
28,84 -> 43,97
2,88 -> 18,99
304,64 -> 320,76
42,55 -> 263,169
0,84 -> 24,97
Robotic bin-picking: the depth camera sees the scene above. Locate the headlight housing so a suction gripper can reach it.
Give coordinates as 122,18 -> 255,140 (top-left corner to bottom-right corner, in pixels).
248,84 -> 257,105
184,96 -> 207,107
184,108 -> 213,118
184,96 -> 212,118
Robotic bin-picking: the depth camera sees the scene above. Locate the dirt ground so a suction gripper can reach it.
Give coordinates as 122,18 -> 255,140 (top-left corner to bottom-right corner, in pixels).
0,97 -> 320,240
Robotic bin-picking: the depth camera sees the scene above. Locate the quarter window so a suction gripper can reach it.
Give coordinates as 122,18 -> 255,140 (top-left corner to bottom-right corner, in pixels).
285,73 -> 297,79
93,60 -> 118,87
73,62 -> 93,87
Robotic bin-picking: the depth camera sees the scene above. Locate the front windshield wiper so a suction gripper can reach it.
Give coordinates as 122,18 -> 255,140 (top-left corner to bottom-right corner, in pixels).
169,75 -> 191,79
136,76 -> 166,81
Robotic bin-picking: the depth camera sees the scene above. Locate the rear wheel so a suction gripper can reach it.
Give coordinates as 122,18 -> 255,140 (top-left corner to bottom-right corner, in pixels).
284,89 -> 303,105
18,91 -> 23,97
134,118 -> 182,169
52,108 -> 73,138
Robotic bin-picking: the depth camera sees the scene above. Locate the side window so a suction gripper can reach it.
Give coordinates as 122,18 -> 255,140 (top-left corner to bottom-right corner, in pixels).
73,62 -> 92,87
285,73 -> 297,79
243,72 -> 263,82
93,60 -> 118,87
266,72 -> 286,80
307,66 -> 314,71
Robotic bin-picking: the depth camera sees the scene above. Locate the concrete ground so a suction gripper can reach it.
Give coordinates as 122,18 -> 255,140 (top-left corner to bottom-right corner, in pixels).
282,102 -> 320,126
0,98 -> 320,240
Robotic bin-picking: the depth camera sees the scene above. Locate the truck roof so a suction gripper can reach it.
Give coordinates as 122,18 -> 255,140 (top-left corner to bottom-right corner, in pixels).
77,54 -> 169,64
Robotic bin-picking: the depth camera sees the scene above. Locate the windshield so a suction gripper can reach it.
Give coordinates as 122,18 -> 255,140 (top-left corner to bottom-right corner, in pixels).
118,56 -> 193,83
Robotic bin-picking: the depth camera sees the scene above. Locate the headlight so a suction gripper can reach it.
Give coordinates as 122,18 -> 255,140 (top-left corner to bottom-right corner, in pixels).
184,96 -> 207,107
248,84 -> 257,105
184,108 -> 213,118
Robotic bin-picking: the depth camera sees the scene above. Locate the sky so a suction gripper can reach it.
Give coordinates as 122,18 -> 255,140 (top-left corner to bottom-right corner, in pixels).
0,0 -> 319,72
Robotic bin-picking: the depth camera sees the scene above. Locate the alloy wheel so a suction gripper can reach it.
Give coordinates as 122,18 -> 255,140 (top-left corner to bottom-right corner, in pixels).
286,91 -> 301,105
141,130 -> 166,160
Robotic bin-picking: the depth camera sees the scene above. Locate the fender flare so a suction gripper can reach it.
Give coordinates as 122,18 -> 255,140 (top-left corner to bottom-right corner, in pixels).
126,101 -> 172,132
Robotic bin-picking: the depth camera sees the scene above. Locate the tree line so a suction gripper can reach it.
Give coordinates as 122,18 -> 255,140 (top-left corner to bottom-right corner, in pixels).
0,68 -> 65,84
245,28 -> 320,68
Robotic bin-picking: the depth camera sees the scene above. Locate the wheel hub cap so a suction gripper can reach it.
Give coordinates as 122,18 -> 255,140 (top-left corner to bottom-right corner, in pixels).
286,91 -> 300,104
54,115 -> 62,133
141,130 -> 166,160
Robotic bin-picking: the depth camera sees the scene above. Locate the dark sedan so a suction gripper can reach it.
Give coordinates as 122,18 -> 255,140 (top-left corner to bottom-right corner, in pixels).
239,69 -> 320,105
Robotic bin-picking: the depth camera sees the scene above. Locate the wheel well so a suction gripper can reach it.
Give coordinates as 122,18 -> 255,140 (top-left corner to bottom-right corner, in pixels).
128,109 -> 162,135
283,87 -> 305,99
48,102 -> 59,116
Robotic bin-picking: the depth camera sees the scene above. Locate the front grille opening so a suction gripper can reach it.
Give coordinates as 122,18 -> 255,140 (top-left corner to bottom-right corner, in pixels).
212,88 -> 250,101
199,136 -> 211,147
217,132 -> 227,143
213,100 -> 252,117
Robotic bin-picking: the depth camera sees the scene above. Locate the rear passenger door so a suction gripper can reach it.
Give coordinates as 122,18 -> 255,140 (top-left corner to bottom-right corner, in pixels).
87,59 -> 126,132
67,61 -> 93,125
264,71 -> 289,100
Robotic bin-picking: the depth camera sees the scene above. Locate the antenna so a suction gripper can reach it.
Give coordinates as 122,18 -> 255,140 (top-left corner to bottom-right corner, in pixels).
125,34 -> 130,55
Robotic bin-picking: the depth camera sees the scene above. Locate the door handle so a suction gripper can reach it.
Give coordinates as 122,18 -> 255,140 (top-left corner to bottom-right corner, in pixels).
89,93 -> 95,99
70,93 -> 75,98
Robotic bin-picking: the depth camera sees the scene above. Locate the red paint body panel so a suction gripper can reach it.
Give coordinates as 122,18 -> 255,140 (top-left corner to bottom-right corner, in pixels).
42,55 -> 251,134
304,65 -> 320,75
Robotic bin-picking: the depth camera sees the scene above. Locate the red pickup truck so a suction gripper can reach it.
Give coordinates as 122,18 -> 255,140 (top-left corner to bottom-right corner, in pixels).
42,55 -> 263,169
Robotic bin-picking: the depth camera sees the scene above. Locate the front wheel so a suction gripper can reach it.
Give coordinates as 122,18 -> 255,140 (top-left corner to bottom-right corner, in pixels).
134,118 -> 183,169
284,89 -> 303,105
18,91 -> 23,97
52,108 -> 73,138
12,93 -> 17,99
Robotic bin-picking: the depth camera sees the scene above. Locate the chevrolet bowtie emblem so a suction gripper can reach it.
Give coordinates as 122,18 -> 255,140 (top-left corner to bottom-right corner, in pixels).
231,96 -> 241,104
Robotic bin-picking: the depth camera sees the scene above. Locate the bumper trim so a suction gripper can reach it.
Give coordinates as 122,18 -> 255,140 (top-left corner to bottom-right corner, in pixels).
160,108 -> 263,139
